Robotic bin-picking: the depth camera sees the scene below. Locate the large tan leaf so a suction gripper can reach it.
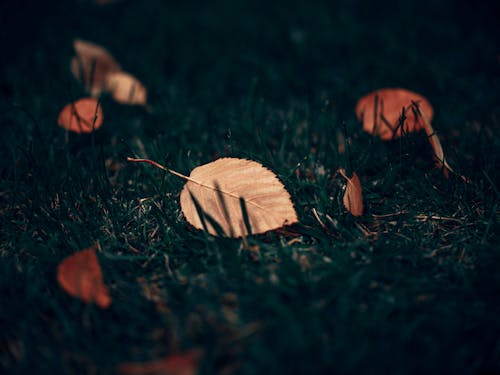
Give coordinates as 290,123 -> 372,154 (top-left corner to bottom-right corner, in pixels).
71,39 -> 122,97
57,97 -> 103,133
355,88 -> 433,141
339,168 -> 363,217
105,72 -> 147,106
180,158 -> 298,236
127,157 -> 298,237
57,243 -> 111,308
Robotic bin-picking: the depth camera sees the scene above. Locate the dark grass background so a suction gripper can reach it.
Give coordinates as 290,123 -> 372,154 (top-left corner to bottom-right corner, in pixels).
1,0 -> 499,373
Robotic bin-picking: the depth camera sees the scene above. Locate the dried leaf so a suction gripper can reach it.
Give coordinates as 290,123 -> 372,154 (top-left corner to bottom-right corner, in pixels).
57,244 -> 111,308
181,158 -> 298,237
339,168 -> 363,217
355,88 -> 433,140
105,72 -> 147,106
118,349 -> 203,375
71,39 -> 121,96
411,102 -> 456,178
57,98 -> 103,133
95,0 -> 122,4
127,157 -> 298,237
337,131 -> 346,155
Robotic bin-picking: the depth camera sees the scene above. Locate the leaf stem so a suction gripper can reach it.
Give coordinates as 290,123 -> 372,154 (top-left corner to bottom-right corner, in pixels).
126,157 -> 268,210
126,157 -> 191,180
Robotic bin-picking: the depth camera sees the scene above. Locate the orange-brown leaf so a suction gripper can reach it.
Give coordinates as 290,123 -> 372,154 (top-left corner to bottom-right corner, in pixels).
57,244 -> 111,308
339,169 -> 363,217
355,88 -> 433,141
104,72 -> 147,106
57,98 -> 103,133
118,349 -> 203,375
71,39 -> 122,96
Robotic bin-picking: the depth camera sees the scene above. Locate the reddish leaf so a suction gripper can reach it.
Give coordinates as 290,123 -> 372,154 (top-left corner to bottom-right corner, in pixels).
355,88 -> 433,140
118,349 -> 203,375
57,244 -> 111,308
339,168 -> 363,217
57,98 -> 103,134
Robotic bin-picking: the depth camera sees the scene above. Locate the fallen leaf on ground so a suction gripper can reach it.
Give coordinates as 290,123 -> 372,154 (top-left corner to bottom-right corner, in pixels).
57,97 -> 103,133
411,101 -> 465,180
105,72 -> 147,106
118,349 -> 203,375
355,88 -> 433,140
127,157 -> 298,237
337,131 -> 346,155
57,243 -> 111,308
339,168 -> 363,217
71,39 -> 122,96
95,0 -> 123,4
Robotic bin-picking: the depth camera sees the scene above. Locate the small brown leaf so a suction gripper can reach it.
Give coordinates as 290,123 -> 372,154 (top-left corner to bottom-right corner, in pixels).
71,39 -> 121,96
339,168 -> 363,217
95,0 -> 122,4
337,131 -> 346,155
105,72 -> 147,106
57,98 -> 103,133
355,88 -> 433,140
413,102 -> 450,175
127,157 -> 298,237
118,349 -> 203,375
411,102 -> 467,181
57,244 -> 111,308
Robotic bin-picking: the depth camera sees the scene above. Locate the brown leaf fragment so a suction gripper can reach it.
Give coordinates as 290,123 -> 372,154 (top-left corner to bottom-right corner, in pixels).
118,349 -> 203,375
57,243 -> 111,308
339,168 -> 363,217
411,101 -> 454,177
95,0 -> 123,4
71,39 -> 122,96
57,97 -> 103,133
412,101 -> 469,182
105,72 -> 147,106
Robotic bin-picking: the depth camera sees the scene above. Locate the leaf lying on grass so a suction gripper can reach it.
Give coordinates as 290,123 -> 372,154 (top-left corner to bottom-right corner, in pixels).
339,168 -> 364,217
127,157 -> 298,237
118,349 -> 203,375
355,87 -> 434,140
70,39 -> 148,105
105,72 -> 147,106
411,101 -> 468,182
95,0 -> 123,4
71,39 -> 122,97
57,97 -> 103,133
57,243 -> 111,308
411,101 -> 452,176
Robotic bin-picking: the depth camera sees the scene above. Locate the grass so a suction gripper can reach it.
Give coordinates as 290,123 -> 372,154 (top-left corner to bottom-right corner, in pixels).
1,0 -> 499,373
